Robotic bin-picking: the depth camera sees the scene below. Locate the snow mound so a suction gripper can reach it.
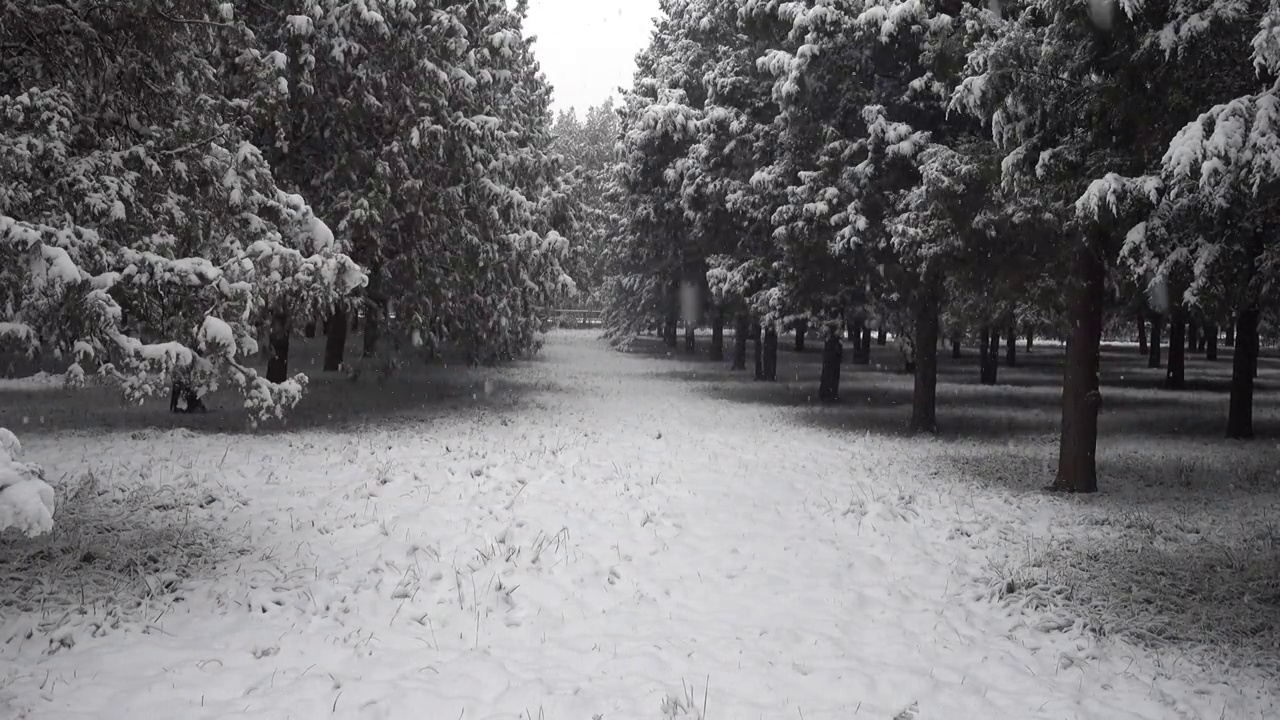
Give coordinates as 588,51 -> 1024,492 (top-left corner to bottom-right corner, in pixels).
0,371 -> 68,391
0,428 -> 56,537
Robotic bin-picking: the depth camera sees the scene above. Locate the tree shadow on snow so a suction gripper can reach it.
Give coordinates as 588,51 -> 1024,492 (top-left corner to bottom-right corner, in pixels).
0,338 -> 552,437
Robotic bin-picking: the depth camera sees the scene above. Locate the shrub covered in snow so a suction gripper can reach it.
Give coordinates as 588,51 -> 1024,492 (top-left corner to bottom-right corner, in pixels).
0,429 -> 55,537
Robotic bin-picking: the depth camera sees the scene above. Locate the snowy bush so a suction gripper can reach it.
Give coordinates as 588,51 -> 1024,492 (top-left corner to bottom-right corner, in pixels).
0,429 -> 56,537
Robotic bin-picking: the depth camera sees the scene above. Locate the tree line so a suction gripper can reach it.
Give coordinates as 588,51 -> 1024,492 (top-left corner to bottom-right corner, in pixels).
589,0 -> 1280,492
1,0 -> 579,423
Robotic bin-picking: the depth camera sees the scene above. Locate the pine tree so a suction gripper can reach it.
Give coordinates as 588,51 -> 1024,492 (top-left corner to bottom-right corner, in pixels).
1,1 -> 367,423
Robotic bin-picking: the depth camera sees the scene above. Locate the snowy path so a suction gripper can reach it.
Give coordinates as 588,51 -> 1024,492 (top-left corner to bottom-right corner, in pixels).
1,331 -> 1273,719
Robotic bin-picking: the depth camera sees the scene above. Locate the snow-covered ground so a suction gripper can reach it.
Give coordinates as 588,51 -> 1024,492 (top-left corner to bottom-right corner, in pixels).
1,330 -> 1277,719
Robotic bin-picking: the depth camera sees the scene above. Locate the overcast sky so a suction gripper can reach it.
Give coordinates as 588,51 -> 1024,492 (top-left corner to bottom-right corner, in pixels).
522,0 -> 663,117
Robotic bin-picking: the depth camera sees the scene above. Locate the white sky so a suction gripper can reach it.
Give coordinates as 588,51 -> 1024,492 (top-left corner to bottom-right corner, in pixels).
522,0 -> 663,117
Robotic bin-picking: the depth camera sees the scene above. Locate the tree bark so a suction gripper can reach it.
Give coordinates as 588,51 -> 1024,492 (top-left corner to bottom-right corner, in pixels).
1206,324 -> 1218,361
684,323 -> 696,354
731,314 -> 748,370
663,314 -> 678,348
1147,314 -> 1163,368
1026,331 -> 1034,353
819,329 -> 842,402
951,336 -> 962,359
860,327 -> 873,363
877,325 -> 887,346
1187,322 -> 1199,352
752,322 -> 764,380
1137,315 -> 1147,355
710,310 -> 725,361
1005,324 -> 1017,367
362,306 -> 381,358
1166,311 -> 1186,390
1225,322 -> 1236,347
763,325 -> 778,381
266,306 -> 291,383
979,326 -> 995,385
850,319 -> 869,364
1052,236 -> 1106,493
324,306 -> 348,372
304,321 -> 316,339
1227,306 -> 1259,439
794,318 -> 808,352
910,278 -> 941,435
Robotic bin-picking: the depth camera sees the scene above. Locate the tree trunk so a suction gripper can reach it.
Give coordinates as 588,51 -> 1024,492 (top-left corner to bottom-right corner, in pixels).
663,314 -> 678,348
860,327 -> 873,363
752,322 -> 764,380
710,310 -> 725,361
1187,322 -> 1198,351
987,328 -> 1000,384
304,321 -> 316,339
910,278 -> 941,435
819,329 -> 842,402
763,325 -> 778,381
684,323 -> 696,354
266,307 -> 291,383
1227,306 -> 1259,439
1005,324 -> 1017,367
324,306 -> 348,372
1137,315 -> 1147,355
1206,325 -> 1218,361
1147,314 -> 1163,368
877,325 -> 887,346
1166,312 -> 1186,390
1052,237 -> 1106,493
794,318 -> 808,352
731,314 -> 748,370
1225,322 -> 1236,347
1026,331 -> 1034,353
850,320 -> 869,364
979,326 -> 995,385
362,310 -> 380,358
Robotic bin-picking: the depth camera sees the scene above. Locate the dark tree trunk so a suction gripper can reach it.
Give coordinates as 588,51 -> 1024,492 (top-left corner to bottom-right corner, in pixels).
979,326 -> 996,385
951,337 -> 962,359
850,320 -> 869,364
363,301 -> 382,359
1147,314 -> 1163,368
684,323 -> 695,354
1228,306 -> 1259,439
1225,322 -> 1236,347
1206,325 -> 1218,361
763,325 -> 778,381
1052,237 -> 1106,493
1187,322 -> 1199,351
324,306 -> 348,372
731,314 -> 748,370
910,278 -> 941,435
1166,312 -> 1186,390
663,314 -> 678,348
710,310 -> 725,361
877,325 -> 887,346
794,318 -> 808,352
1005,324 -> 1017,367
1137,315 -> 1147,355
304,321 -> 316,339
860,327 -> 873,363
266,307 -> 291,383
169,380 -> 206,413
752,322 -> 764,380
819,329 -> 842,402
1026,331 -> 1034,353
1198,332 -> 1208,352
